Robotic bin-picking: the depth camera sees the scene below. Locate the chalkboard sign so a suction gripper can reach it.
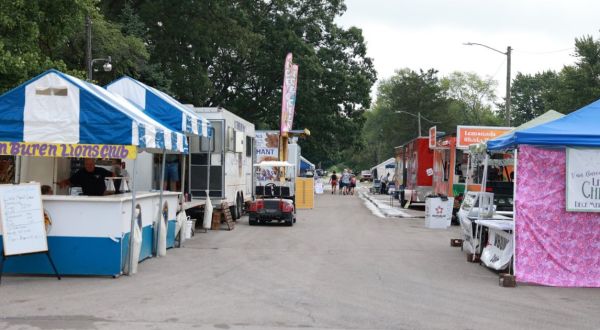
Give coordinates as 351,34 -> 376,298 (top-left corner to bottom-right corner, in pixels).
0,183 -> 48,256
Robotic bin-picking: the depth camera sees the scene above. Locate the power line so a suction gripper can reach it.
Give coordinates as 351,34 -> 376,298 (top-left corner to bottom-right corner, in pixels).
515,47 -> 574,55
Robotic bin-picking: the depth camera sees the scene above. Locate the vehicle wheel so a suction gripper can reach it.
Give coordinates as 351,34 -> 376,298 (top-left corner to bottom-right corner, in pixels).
229,205 -> 238,220
236,194 -> 243,219
285,214 -> 294,227
249,215 -> 257,226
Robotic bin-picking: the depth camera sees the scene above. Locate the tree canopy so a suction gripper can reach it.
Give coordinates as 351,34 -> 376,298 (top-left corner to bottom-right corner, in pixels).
1,0 -> 376,167
509,35 -> 600,126
3,1 -> 600,170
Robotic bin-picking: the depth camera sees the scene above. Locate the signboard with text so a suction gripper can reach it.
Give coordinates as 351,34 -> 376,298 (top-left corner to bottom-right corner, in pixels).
566,148 -> 600,212
428,126 -> 437,149
0,183 -> 48,256
456,126 -> 512,149
255,131 -> 279,163
0,142 -> 137,159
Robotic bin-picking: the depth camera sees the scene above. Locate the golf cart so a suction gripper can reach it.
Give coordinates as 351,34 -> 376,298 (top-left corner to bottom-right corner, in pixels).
248,161 -> 296,226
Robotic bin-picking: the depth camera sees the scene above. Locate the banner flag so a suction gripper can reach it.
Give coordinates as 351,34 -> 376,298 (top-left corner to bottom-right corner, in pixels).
280,53 -> 299,134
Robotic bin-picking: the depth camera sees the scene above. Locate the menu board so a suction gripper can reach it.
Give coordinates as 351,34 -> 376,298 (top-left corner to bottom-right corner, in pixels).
0,183 -> 48,256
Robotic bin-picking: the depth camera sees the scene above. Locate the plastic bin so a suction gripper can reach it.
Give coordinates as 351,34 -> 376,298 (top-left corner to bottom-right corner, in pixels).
425,195 -> 454,229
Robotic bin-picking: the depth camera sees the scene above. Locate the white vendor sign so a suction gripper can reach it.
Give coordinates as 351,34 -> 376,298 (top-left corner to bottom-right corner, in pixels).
566,148 -> 600,212
425,196 -> 454,229
480,228 -> 513,270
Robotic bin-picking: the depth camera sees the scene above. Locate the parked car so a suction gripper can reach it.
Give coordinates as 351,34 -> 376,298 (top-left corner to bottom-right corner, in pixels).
360,170 -> 372,182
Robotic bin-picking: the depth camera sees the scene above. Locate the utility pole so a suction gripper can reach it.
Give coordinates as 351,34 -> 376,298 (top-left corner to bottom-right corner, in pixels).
463,42 -> 513,126
506,46 -> 512,127
395,111 -> 438,138
86,15 -> 92,81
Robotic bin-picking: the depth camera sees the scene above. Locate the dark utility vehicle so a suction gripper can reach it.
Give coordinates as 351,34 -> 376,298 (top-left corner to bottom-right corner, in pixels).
248,161 -> 296,226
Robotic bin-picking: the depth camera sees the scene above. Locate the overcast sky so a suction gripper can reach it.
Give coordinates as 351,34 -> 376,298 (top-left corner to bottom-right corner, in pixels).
336,0 -> 600,103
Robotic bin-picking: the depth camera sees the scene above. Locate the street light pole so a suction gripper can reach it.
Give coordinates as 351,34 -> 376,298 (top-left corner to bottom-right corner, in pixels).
86,15 -> 92,80
86,15 -> 112,81
505,46 -> 512,127
463,42 -> 512,126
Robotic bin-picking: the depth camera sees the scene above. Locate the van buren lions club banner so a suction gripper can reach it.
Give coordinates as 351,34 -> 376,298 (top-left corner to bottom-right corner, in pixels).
0,142 -> 137,159
566,148 -> 600,212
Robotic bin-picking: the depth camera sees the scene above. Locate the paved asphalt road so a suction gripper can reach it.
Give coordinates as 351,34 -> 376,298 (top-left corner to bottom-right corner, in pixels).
1,190 -> 599,330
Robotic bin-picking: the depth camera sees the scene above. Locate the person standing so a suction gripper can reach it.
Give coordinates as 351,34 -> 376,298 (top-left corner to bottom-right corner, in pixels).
164,154 -> 180,191
59,159 -> 113,196
380,173 -> 389,194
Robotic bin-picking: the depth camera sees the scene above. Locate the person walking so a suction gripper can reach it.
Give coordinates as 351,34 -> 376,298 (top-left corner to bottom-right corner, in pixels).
340,169 -> 351,195
329,170 -> 338,195
349,173 -> 357,195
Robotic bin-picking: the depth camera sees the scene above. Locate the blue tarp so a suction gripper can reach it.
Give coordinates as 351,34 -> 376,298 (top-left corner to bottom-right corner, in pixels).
300,156 -> 315,170
487,99 -> 600,150
0,69 -> 187,152
106,76 -> 211,137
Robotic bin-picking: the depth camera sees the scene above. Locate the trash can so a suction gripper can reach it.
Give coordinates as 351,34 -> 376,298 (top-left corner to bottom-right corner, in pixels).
425,195 -> 454,229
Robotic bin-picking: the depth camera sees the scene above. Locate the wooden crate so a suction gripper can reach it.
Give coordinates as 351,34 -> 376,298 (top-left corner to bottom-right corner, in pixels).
499,273 -> 516,287
220,202 -> 235,231
211,211 -> 222,230
466,253 -> 480,263
450,238 -> 463,247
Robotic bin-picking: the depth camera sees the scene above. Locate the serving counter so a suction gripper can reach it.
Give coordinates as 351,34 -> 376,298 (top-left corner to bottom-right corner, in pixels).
0,191 -> 181,277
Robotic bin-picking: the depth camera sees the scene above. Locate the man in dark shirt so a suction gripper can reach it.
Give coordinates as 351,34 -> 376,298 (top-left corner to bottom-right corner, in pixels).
59,159 -> 113,196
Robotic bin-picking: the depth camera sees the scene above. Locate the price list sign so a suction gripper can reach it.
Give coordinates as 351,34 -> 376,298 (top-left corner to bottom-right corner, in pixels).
0,183 -> 47,256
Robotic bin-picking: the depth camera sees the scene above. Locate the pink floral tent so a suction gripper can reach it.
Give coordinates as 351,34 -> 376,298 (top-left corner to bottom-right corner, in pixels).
487,102 -> 600,287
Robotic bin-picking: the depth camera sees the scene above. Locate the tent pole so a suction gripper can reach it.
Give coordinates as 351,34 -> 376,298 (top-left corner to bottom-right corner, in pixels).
478,153 -> 490,220
512,148 -> 518,276
52,157 -> 57,195
127,155 -> 138,275
206,134 -> 212,203
15,156 -> 21,184
179,152 -> 187,247
464,152 -> 471,197
155,151 -> 167,256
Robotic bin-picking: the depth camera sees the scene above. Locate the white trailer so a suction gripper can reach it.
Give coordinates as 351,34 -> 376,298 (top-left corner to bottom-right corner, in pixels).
188,107 -> 255,219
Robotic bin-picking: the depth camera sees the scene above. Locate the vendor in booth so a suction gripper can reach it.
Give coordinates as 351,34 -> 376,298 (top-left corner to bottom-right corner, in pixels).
59,159 -> 113,196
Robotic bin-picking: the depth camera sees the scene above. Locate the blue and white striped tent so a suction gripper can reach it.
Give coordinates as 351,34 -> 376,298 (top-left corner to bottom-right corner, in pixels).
0,70 -> 187,153
106,76 -> 211,137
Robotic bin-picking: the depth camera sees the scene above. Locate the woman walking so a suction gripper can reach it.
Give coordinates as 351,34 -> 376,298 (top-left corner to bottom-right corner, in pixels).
329,171 -> 338,194
349,174 -> 357,195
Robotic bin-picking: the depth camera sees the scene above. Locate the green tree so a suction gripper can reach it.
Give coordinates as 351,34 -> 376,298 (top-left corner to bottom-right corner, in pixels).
556,35 -> 600,112
131,0 -> 375,167
509,71 -> 560,125
441,71 -> 502,127
356,68 -> 448,169
509,34 -> 600,121
0,0 -> 68,92
0,0 -> 149,92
